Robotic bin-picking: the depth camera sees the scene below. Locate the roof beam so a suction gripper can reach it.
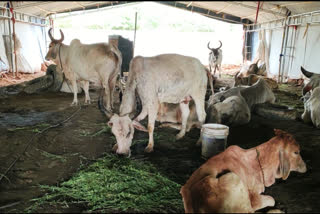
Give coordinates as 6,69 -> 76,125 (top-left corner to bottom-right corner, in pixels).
216,2 -> 232,14
35,5 -> 54,15
73,2 -> 86,9
230,2 -> 287,18
157,1 -> 252,25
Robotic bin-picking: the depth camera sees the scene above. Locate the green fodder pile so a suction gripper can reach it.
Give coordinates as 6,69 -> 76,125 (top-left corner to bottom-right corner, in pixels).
26,153 -> 184,213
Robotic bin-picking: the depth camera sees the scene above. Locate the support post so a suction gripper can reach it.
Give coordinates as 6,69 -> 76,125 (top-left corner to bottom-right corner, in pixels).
133,11 -> 138,57
9,1 -> 18,78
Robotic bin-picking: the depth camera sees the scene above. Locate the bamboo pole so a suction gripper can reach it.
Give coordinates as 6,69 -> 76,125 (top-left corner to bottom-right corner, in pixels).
9,1 -> 18,78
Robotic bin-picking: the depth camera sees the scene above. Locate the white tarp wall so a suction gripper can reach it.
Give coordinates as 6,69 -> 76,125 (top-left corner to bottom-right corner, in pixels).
247,10 -> 320,81
0,14 -> 46,73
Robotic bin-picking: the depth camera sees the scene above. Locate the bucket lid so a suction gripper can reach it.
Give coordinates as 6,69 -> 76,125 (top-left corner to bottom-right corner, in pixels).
201,123 -> 229,136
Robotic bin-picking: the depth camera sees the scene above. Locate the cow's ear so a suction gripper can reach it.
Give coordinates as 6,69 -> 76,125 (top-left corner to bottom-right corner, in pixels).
107,121 -> 113,128
279,149 -> 290,180
274,129 -> 286,137
132,120 -> 148,132
301,66 -> 314,78
302,82 -> 312,96
107,114 -> 119,127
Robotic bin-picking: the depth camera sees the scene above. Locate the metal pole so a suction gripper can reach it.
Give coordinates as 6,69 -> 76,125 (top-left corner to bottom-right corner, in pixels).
278,18 -> 287,83
133,11 -> 137,57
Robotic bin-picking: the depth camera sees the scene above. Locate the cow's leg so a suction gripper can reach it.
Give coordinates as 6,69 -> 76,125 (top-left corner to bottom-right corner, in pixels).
209,64 -> 213,75
144,102 -> 159,153
176,102 -> 190,140
103,85 -> 112,112
194,97 -> 206,146
82,81 -> 91,104
250,193 -> 275,211
213,64 -> 217,77
135,106 -> 148,122
71,78 -> 79,106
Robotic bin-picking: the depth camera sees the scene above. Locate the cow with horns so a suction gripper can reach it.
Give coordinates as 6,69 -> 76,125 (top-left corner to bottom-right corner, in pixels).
45,28 -> 122,110
300,66 -> 320,128
207,40 -> 223,78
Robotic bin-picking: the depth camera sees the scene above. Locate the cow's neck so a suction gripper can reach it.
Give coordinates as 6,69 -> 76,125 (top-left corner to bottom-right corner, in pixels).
56,43 -> 69,71
119,88 -> 136,117
255,138 -> 282,187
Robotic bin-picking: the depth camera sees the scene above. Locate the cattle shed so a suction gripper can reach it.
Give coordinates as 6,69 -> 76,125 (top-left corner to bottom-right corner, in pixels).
0,1 -> 320,213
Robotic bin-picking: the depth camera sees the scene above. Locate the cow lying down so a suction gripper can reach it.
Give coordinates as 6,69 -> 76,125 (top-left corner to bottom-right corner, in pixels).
180,129 -> 307,213
159,94 -> 250,132
234,73 -> 279,90
302,87 -> 320,128
209,77 -> 276,110
300,67 -> 320,128
159,78 -> 274,136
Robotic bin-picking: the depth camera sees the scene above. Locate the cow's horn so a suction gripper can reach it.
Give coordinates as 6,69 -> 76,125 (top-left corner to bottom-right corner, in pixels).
301,66 -> 314,78
48,28 -> 55,42
217,40 -> 222,49
207,42 -> 214,51
48,28 -> 64,43
58,29 -> 64,43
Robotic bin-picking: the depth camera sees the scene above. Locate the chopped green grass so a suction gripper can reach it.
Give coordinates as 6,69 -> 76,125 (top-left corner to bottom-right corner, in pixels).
26,153 -> 184,213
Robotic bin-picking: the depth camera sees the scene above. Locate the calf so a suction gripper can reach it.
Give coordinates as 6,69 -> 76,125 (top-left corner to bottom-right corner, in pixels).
207,41 -> 223,78
180,129 -> 307,213
103,54 -> 214,156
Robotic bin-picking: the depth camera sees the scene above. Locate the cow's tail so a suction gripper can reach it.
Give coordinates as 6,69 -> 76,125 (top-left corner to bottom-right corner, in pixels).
98,88 -> 113,119
110,44 -> 123,80
234,71 -> 241,80
205,67 -> 215,96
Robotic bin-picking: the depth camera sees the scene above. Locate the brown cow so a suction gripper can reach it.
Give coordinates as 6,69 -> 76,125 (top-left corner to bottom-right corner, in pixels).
180,129 -> 307,213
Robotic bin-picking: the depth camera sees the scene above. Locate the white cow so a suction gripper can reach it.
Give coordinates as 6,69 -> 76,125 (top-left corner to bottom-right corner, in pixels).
104,54 -> 213,156
207,41 -> 223,78
209,77 -> 276,110
301,66 -> 320,95
45,28 -> 122,111
302,87 -> 320,128
300,66 -> 320,128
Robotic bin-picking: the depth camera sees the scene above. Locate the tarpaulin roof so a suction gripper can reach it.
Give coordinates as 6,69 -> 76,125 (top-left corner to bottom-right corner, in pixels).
1,1 -> 320,24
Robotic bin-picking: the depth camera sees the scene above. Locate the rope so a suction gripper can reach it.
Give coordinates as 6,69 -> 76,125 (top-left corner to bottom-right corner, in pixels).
255,148 -> 266,187
58,43 -> 63,71
0,105 -> 82,184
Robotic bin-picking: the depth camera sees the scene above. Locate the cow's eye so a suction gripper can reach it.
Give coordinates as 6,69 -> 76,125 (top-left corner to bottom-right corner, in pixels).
294,151 -> 299,155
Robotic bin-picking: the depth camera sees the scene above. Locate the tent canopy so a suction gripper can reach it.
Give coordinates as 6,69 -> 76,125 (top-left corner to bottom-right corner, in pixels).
1,1 -> 320,24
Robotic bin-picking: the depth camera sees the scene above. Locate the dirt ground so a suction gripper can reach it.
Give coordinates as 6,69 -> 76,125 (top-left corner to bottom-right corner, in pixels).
0,72 -> 46,87
0,74 -> 319,213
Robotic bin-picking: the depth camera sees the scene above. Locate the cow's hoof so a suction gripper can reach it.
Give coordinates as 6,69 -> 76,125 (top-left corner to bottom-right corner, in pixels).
112,144 -> 118,152
267,209 -> 285,213
71,101 -> 78,106
144,146 -> 154,153
85,100 -> 91,105
176,132 -> 185,140
196,139 -> 202,146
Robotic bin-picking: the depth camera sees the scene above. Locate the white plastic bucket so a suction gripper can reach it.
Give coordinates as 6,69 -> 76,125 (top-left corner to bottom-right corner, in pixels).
201,123 -> 229,159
